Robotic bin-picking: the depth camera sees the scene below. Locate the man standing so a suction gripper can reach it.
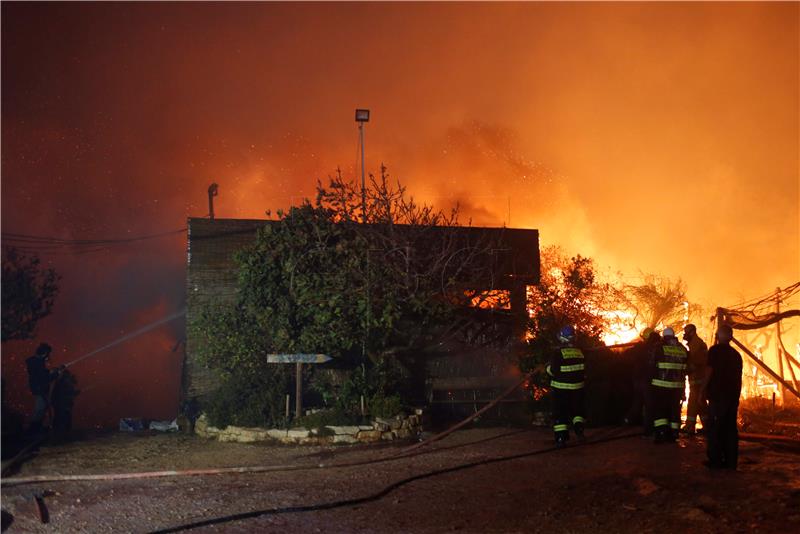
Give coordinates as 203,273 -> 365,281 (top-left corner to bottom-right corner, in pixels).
705,324 -> 743,470
650,327 -> 687,443
25,343 -> 62,434
625,328 -> 660,436
547,325 -> 586,447
682,324 -> 709,434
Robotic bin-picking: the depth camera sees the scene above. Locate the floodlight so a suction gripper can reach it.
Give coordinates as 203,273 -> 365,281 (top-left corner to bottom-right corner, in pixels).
355,109 -> 370,122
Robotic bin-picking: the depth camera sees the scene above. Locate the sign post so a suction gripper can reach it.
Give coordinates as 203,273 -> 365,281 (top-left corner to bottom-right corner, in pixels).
267,354 -> 332,419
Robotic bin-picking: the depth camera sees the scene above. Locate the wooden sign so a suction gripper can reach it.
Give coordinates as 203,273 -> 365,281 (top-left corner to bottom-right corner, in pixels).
266,354 -> 331,418
267,354 -> 332,364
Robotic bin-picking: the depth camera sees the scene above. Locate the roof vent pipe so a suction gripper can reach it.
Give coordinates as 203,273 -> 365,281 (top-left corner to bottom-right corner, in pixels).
208,183 -> 219,220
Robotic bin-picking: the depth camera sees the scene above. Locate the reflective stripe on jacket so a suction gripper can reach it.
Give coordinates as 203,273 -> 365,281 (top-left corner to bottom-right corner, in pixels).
651,344 -> 687,389
547,347 -> 586,390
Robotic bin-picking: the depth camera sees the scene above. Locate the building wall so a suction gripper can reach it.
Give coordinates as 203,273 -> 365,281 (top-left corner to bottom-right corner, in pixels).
183,217 -> 540,401
185,218 -> 267,399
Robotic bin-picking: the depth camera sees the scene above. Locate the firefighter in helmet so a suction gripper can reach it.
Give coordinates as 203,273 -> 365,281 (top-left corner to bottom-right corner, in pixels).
625,327 -> 660,435
682,323 -> 709,434
547,325 -> 586,447
650,327 -> 688,443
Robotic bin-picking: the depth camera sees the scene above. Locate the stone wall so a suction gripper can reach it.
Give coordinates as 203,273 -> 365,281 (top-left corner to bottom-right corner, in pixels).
194,411 -> 424,445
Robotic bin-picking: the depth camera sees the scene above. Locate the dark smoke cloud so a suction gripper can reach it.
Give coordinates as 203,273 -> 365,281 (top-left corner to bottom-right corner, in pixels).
2,2 -> 797,427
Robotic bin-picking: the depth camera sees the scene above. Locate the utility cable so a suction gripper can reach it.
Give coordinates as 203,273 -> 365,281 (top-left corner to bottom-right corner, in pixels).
2,228 -> 186,255
2,228 -> 186,245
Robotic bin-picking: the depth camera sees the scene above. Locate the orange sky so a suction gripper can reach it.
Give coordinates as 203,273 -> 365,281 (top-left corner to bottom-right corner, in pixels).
2,2 -> 798,425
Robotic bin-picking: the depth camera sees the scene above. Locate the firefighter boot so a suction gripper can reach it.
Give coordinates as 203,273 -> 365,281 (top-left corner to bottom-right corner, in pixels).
554,423 -> 569,448
574,423 -> 586,442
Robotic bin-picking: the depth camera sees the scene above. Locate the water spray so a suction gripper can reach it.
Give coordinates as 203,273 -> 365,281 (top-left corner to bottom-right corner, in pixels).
63,309 -> 187,369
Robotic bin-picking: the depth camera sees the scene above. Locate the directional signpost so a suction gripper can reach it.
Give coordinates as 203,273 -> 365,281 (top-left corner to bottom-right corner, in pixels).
266,354 -> 333,364
267,354 -> 332,418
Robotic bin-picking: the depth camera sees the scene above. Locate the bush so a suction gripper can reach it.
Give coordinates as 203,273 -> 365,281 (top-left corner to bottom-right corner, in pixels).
310,355 -> 410,415
205,366 -> 292,429
369,393 -> 403,418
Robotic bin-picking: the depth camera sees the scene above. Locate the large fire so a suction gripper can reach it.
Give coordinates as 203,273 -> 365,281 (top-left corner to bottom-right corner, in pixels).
599,309 -> 643,347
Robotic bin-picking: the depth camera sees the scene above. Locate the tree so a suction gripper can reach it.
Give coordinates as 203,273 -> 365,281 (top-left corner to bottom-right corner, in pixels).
612,274 -> 697,330
1,247 -> 60,343
523,247 -> 633,424
191,167 -> 502,426
524,246 -> 610,368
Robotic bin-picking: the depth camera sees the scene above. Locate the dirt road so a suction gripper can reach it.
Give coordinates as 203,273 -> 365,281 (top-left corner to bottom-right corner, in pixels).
2,427 -> 799,533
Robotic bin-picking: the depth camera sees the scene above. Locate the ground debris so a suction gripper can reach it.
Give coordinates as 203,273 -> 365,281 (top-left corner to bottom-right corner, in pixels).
633,477 -> 660,496
685,506 -> 714,522
1,427 -> 797,533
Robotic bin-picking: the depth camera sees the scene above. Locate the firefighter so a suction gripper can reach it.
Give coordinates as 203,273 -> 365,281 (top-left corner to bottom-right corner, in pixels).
649,327 -> 687,443
624,328 -> 654,429
705,324 -> 742,469
631,328 -> 661,436
682,323 -> 709,434
547,325 -> 586,447
25,343 -> 63,435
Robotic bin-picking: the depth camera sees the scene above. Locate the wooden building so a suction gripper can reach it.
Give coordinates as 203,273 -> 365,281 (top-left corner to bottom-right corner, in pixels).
183,217 -> 540,409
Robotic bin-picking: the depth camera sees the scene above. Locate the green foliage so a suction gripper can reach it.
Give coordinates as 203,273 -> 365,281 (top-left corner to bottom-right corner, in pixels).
312,355 -> 409,415
368,393 -> 403,418
192,167 -> 500,422
189,303 -> 264,374
235,202 -> 370,357
1,247 -> 60,343
205,365 -> 293,429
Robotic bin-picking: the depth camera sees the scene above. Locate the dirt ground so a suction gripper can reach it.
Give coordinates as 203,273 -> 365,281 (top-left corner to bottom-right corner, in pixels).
1,426 -> 799,533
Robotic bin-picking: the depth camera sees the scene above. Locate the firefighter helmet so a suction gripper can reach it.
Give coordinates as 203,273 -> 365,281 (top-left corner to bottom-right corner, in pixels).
663,327 -> 675,338
558,325 -> 576,344
640,327 -> 654,340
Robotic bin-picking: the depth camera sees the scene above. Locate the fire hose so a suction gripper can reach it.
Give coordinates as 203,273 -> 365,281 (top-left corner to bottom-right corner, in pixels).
63,309 -> 187,369
1,340 -> 643,487
0,373 -> 534,487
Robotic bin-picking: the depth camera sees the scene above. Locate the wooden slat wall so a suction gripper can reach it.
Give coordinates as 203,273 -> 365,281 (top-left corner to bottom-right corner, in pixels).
184,218 -> 267,398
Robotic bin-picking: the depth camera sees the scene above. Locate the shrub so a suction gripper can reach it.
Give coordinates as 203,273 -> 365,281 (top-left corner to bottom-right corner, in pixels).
205,366 -> 292,429
368,393 -> 403,418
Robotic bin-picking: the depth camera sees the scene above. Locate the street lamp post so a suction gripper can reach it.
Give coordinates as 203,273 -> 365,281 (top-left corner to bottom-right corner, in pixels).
355,109 -> 370,223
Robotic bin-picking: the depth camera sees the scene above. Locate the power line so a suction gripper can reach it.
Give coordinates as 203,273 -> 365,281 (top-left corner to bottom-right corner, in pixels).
2,228 -> 186,254
2,228 -> 186,245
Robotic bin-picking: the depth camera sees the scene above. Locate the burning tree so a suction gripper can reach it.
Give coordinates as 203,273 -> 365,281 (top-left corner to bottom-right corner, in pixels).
191,167 -> 503,427
612,274 -> 699,330
524,246 -> 610,366
1,247 -> 60,343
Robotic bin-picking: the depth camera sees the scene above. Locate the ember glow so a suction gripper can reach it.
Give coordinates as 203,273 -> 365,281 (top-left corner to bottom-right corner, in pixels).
598,310 -> 642,347
2,2 -> 797,427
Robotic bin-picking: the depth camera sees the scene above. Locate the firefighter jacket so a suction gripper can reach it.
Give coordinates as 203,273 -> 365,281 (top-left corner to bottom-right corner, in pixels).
26,355 -> 58,396
651,342 -> 688,389
686,336 -> 709,383
546,346 -> 586,390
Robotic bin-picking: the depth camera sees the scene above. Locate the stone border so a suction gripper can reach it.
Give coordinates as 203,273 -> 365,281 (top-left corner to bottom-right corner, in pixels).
194,411 -> 424,445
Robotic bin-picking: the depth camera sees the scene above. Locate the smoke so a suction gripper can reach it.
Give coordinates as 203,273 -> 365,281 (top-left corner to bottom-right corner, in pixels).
2,2 -> 797,427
